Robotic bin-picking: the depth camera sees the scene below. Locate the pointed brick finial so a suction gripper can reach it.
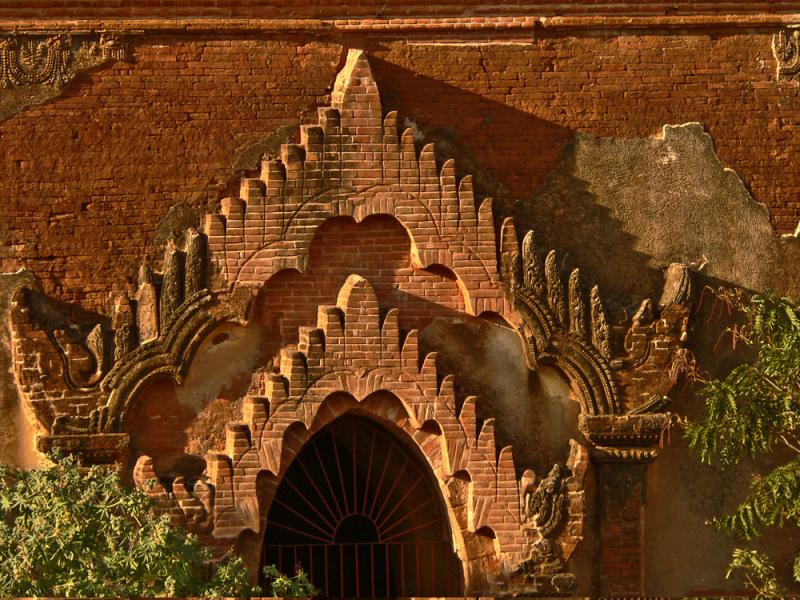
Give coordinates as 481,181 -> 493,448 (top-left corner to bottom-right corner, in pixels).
336,274 -> 380,366
331,49 -> 383,189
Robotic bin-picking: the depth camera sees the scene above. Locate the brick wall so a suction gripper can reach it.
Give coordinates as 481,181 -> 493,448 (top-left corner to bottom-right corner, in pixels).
0,40 -> 341,311
255,215 -> 466,358
1,1 -> 798,19
1,32 -> 799,314
0,17 -> 786,596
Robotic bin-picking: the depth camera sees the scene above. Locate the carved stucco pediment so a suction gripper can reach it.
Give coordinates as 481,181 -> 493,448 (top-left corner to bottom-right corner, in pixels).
8,48 -> 693,594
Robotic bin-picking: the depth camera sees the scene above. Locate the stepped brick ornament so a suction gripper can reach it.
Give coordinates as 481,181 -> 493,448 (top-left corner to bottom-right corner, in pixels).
133,274 -> 588,594
205,49 -> 504,317
8,48 -> 693,594
205,49 -> 690,438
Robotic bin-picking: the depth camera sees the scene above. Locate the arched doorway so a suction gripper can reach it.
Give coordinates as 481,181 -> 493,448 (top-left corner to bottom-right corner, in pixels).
262,414 -> 463,598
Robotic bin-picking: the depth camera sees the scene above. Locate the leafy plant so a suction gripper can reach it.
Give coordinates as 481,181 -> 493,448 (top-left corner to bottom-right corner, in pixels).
685,290 -> 800,597
0,453 -> 257,598
263,564 -> 319,598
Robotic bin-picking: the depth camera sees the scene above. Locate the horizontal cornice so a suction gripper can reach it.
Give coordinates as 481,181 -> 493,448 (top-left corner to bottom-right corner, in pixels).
0,14 -> 799,38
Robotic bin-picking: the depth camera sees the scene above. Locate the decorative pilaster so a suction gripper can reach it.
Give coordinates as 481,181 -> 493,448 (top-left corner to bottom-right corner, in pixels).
579,413 -> 670,596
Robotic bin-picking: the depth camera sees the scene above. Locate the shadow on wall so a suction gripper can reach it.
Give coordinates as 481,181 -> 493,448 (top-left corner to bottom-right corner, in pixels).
520,123 -> 800,305
364,56 -> 655,307
355,59 -> 800,594
367,55 -> 800,306
366,55 -> 574,222
250,213 -> 583,474
646,272 -> 800,595
517,139 -> 658,307
420,317 -> 582,477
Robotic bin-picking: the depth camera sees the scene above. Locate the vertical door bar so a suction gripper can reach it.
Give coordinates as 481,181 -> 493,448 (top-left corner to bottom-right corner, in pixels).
339,545 -> 344,598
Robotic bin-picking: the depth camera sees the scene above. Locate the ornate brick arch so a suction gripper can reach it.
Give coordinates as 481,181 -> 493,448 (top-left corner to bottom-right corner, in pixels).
9,47 -> 694,596
11,50 -> 690,436
135,274 -> 588,594
201,48 -> 690,423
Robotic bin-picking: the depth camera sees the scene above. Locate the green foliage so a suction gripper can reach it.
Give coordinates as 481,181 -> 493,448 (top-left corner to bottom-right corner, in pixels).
686,291 -> 800,596
0,453 -> 257,598
203,555 -> 261,599
713,458 -> 800,540
726,549 -> 785,597
263,564 -> 319,598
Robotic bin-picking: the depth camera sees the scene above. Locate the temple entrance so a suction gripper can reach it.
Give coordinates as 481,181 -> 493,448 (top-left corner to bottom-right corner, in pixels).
262,414 -> 463,598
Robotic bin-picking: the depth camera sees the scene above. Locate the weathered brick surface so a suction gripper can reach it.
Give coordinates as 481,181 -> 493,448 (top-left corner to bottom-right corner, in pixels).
0,40 -> 341,310
2,32 -> 800,317
255,215 -> 466,356
0,12 -> 794,596
0,2 -> 797,19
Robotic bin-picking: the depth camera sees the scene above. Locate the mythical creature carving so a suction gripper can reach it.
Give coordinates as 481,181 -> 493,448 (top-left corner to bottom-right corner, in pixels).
507,454 -> 583,596
524,464 -> 567,538
522,231 -> 546,298
517,465 -> 568,574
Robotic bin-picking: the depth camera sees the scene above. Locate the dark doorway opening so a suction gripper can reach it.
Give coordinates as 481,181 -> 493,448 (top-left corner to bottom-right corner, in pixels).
261,413 -> 463,598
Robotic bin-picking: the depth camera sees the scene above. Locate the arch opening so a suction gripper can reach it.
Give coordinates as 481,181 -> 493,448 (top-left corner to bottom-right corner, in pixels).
261,414 -> 463,598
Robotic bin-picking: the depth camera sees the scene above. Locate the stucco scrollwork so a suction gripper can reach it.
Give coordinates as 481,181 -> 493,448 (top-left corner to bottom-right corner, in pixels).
0,32 -> 129,121
501,217 -> 692,420
773,27 -> 800,80
0,33 -> 126,88
0,35 -> 73,88
509,443 -> 586,595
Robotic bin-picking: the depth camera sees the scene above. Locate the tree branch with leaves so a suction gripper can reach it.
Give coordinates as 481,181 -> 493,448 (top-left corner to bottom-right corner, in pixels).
685,291 -> 800,597
0,453 -> 256,598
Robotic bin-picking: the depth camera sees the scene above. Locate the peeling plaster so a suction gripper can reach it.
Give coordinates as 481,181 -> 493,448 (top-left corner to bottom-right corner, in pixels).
519,123 -> 800,304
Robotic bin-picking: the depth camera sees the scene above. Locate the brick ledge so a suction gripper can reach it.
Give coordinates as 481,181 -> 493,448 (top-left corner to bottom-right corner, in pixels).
0,14 -> 798,36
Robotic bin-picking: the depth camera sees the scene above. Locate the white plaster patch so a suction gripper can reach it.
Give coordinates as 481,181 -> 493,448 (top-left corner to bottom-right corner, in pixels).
176,322 -> 265,412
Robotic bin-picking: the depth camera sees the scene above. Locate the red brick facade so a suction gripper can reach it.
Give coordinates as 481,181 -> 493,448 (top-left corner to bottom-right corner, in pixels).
4,27 -> 800,314
1,4 -> 797,597
1,2 -> 797,19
